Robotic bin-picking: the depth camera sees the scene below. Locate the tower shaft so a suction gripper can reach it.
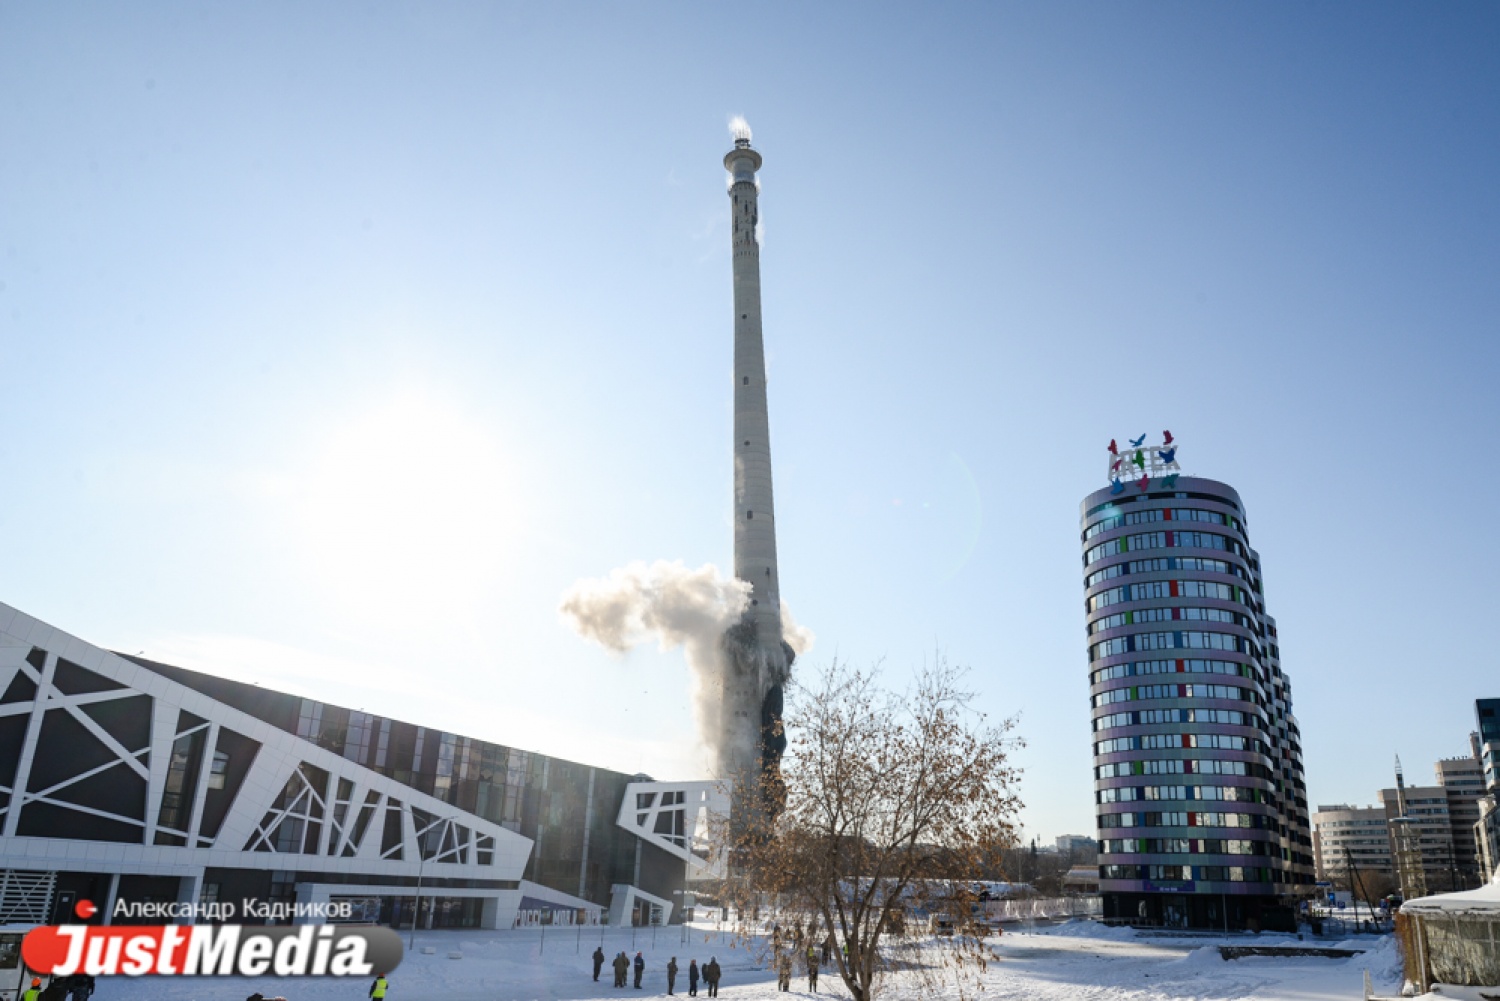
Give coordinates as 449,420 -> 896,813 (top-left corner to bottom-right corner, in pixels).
721,134 -> 788,787
727,144 -> 783,656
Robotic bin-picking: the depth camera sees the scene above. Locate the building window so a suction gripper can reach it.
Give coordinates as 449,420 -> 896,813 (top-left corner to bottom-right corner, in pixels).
207,750 -> 230,790
375,719 -> 391,770
296,700 -> 322,741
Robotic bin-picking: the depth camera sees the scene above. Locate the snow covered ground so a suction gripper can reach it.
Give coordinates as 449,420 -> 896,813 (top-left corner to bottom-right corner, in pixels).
92,918 -> 1405,1001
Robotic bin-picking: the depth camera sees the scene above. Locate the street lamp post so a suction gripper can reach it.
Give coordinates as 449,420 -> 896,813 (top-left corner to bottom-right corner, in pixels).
672,890 -> 689,944
408,850 -> 427,952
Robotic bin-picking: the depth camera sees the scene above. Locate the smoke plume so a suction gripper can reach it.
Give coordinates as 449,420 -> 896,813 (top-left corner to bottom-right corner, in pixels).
560,560 -> 748,656
559,559 -> 812,769
728,115 -> 753,143
780,600 -> 815,657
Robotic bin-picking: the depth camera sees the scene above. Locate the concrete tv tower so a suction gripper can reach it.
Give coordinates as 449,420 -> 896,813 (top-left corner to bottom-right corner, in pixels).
720,119 -> 793,805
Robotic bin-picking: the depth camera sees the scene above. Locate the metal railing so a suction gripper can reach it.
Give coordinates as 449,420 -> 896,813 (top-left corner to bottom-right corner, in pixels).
984,896 -> 1102,923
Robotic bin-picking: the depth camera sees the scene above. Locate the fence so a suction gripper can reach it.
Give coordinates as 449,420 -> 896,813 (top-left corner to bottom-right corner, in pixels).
982,895 -> 1101,923
1398,909 -> 1500,992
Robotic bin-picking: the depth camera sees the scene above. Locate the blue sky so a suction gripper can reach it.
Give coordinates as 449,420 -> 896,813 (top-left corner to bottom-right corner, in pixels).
2,2 -> 1497,843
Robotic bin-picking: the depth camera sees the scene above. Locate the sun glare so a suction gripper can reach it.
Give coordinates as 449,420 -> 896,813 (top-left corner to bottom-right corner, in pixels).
291,389 -> 519,623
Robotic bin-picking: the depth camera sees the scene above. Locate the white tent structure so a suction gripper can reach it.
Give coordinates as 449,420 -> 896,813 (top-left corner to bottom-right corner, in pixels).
1398,874 -> 1500,992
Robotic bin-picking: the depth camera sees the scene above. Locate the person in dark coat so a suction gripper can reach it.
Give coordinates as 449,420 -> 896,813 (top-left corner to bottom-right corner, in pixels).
593,946 -> 606,982
68,975 -> 96,1001
613,951 -> 630,987
632,951 -> 645,989
666,957 -> 678,995
807,946 -> 819,992
704,957 -> 721,998
688,959 -> 700,996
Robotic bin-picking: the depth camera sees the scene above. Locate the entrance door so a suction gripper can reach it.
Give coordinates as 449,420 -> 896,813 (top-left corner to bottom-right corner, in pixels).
51,891 -> 77,925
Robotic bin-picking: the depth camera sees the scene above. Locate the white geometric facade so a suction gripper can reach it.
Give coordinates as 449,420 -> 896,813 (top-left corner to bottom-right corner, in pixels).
0,601 -> 606,927
616,780 -> 729,880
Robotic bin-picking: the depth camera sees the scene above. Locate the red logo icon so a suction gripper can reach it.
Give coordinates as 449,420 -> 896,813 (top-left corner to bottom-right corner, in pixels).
73,900 -> 96,920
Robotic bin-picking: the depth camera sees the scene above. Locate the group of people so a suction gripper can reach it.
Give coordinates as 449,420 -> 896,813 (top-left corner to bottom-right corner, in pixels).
592,947 -> 722,996
774,945 -> 821,993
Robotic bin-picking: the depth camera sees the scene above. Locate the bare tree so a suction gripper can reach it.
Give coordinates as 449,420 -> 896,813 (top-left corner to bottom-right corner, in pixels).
1355,870 -> 1397,906
723,657 -> 1023,1001
1328,863 -> 1397,909
1028,849 -> 1073,897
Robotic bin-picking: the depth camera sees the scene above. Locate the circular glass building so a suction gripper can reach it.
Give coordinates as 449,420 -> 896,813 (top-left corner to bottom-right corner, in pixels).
1080,474 -> 1313,929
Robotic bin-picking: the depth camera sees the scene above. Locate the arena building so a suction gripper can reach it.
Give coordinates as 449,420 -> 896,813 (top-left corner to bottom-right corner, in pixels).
0,600 -> 724,929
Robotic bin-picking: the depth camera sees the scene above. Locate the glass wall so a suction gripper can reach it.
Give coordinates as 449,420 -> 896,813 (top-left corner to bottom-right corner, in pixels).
128,656 -> 660,909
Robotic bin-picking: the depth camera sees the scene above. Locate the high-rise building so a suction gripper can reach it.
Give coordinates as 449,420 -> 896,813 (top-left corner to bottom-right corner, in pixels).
1478,797 -> 1498,883
1081,464 -> 1313,929
1382,782 -> 1451,896
1472,699 -> 1500,881
1312,804 -> 1393,891
1437,756 -> 1484,884
1312,750 -> 1487,901
720,121 -> 793,805
1478,700 -> 1500,791
1378,754 -> 1485,895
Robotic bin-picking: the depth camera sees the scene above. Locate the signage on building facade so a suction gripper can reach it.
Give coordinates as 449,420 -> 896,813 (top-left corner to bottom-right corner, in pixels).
1107,432 -> 1181,494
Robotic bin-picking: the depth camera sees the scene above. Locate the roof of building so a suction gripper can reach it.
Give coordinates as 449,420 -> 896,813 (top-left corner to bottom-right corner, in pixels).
1401,872 -> 1500,917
